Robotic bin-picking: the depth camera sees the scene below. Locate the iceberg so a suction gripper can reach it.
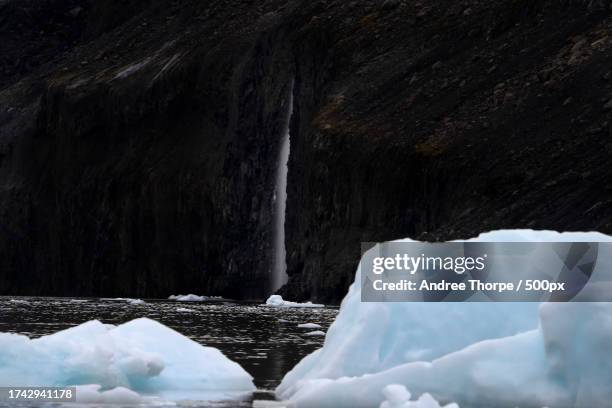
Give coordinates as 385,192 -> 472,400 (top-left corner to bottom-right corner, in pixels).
168,294 -> 223,302
265,295 -> 324,308
277,230 -> 612,408
0,317 -> 255,402
168,294 -> 207,301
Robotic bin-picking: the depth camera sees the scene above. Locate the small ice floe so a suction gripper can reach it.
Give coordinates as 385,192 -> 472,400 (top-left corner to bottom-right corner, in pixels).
68,299 -> 88,303
297,323 -> 322,329
0,318 -> 255,401
278,319 -> 290,323
380,385 -> 459,408
9,299 -> 29,304
265,295 -> 324,308
303,331 -> 326,337
113,298 -> 145,305
176,307 -> 196,313
169,294 -> 209,302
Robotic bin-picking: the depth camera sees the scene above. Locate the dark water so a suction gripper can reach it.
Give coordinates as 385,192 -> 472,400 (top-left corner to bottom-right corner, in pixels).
0,296 -> 338,407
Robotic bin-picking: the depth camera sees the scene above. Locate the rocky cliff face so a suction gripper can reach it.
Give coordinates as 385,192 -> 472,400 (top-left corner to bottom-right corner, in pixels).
1,0 -> 611,302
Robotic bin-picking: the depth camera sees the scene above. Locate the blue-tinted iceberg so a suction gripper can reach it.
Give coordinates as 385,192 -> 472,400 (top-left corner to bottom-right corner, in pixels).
0,317 -> 255,402
277,230 -> 612,408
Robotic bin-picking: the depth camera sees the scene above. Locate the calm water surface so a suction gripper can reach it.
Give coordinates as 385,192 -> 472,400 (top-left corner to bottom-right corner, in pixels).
0,297 -> 339,407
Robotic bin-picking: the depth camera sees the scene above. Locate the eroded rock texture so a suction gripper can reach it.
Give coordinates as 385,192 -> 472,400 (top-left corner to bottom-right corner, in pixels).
1,0 -> 611,302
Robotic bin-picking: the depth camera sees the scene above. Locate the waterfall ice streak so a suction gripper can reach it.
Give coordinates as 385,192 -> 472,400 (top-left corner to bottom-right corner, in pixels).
271,82 -> 293,292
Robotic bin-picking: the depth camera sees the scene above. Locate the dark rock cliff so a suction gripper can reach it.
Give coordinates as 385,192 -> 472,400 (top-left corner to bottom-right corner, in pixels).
1,0 -> 611,302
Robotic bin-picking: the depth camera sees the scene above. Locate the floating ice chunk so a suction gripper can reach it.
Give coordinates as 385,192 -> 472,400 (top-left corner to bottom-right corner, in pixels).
75,384 -> 153,404
297,323 -> 322,329
9,299 -> 29,304
380,385 -> 459,408
303,331 -> 326,337
112,297 -> 145,305
169,294 -> 209,302
266,295 -> 284,306
278,230 -> 612,408
176,307 -> 196,313
265,295 -> 324,308
0,318 -> 255,402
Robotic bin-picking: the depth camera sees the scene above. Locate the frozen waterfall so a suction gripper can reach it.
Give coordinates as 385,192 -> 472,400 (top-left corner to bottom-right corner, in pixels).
271,84 -> 293,292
